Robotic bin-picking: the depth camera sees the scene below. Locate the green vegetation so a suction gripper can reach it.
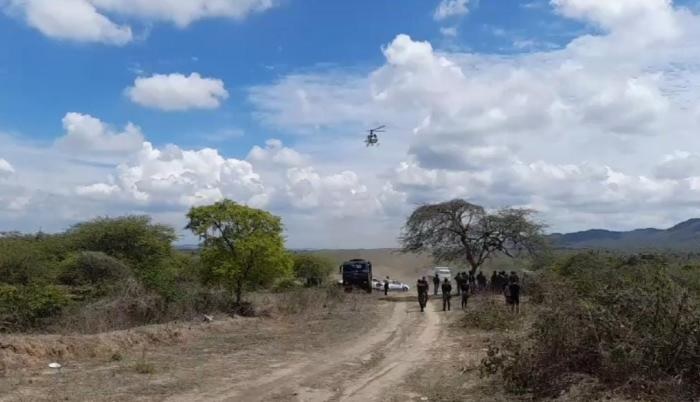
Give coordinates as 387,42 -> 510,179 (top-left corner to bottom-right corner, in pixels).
399,199 -> 545,274
0,200 -> 300,333
482,251 -> 700,401
292,253 -> 335,287
186,200 -> 292,306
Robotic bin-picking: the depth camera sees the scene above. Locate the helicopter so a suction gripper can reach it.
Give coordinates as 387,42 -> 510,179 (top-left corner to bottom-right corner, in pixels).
364,125 -> 386,147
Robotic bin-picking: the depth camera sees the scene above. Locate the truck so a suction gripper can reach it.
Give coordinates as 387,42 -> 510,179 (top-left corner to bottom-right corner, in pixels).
340,259 -> 373,293
433,266 -> 452,281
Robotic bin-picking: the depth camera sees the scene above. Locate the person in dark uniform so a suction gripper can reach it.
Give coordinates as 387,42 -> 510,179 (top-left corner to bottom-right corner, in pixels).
454,273 -> 462,296
460,278 -> 470,309
384,276 -> 390,296
490,271 -> 498,293
432,275 -> 440,296
508,279 -> 521,314
416,277 -> 429,312
441,278 -> 452,311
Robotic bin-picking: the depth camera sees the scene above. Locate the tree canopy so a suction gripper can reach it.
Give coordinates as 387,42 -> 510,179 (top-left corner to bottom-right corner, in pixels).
399,199 -> 545,273
186,200 -> 292,304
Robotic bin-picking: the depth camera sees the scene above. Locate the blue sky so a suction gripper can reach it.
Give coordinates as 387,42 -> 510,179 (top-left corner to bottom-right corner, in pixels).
2,0 -> 700,247
0,0 -> 584,156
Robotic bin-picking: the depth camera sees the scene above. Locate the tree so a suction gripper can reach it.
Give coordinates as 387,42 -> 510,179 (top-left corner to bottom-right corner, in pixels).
186,200 -> 292,305
399,199 -> 545,274
292,254 -> 334,287
67,216 -> 177,293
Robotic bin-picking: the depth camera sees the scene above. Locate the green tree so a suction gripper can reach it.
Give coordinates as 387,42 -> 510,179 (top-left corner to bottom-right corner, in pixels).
399,199 -> 545,274
186,200 -> 292,304
67,216 -> 177,292
292,254 -> 334,287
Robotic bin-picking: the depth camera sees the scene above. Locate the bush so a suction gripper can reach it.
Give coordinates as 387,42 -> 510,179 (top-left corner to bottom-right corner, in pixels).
0,234 -> 69,286
292,254 -> 335,287
67,216 -> 177,292
0,284 -> 70,331
483,252 -> 700,400
59,251 -> 131,290
463,299 -> 522,331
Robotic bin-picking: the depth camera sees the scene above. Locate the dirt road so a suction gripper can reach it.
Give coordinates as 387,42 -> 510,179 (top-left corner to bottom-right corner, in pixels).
168,296 -> 444,402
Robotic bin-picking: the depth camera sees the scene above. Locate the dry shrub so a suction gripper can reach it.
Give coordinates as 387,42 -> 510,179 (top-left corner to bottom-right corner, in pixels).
267,285 -> 346,316
463,298 -> 522,331
483,252 -> 700,401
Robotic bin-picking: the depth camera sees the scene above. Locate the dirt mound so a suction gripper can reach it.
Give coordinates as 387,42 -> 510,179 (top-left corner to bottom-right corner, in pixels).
0,316 -> 248,370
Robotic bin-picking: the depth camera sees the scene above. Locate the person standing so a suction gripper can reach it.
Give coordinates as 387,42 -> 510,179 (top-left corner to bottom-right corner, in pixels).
460,279 -> 470,309
384,276 -> 390,296
454,273 -> 462,296
508,279 -> 521,314
432,275 -> 440,296
441,278 -> 452,311
417,277 -> 429,312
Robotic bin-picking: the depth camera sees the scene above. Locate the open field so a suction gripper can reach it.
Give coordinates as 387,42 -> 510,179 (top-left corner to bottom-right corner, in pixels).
0,249 -> 525,402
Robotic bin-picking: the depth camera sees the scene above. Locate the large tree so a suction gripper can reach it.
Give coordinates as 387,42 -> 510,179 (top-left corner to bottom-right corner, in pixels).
186,200 -> 292,305
399,199 -> 545,274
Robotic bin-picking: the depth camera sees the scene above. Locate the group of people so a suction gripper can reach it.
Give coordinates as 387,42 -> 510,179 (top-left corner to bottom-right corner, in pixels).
416,270 -> 522,313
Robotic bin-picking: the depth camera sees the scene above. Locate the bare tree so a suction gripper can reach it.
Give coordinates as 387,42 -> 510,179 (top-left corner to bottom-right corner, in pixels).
399,199 -> 545,274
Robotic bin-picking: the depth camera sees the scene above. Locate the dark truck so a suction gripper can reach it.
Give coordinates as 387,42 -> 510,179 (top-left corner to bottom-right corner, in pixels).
340,259 -> 373,293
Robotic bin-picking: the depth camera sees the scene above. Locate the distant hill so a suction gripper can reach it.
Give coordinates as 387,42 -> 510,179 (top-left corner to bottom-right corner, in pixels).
549,219 -> 700,251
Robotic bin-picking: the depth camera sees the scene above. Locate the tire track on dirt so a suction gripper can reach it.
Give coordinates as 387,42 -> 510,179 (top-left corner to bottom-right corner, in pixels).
168,296 -> 444,402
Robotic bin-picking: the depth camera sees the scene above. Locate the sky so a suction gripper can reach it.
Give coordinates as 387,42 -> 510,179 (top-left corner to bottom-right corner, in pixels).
2,0 -> 700,248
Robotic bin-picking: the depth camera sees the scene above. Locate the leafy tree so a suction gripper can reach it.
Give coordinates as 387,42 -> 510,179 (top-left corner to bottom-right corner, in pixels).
0,234 -> 70,285
399,199 -> 545,274
186,200 -> 292,305
67,216 -> 177,292
292,254 -> 334,287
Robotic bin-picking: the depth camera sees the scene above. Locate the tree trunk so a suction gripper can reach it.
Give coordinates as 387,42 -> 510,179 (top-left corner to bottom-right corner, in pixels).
235,279 -> 243,305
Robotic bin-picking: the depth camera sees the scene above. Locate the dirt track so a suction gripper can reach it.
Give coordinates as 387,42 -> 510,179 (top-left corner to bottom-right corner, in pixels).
168,296 -> 444,402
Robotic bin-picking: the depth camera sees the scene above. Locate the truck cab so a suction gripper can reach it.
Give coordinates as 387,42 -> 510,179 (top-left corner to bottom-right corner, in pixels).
433,267 -> 452,281
341,259 -> 373,293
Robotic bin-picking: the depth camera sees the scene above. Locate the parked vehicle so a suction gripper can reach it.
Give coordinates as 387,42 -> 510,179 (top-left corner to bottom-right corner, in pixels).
433,267 -> 452,281
340,259 -> 373,293
374,279 -> 410,292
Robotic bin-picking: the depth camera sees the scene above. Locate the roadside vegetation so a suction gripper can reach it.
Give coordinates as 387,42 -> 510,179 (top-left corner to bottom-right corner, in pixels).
0,200 -> 334,334
482,251 -> 700,401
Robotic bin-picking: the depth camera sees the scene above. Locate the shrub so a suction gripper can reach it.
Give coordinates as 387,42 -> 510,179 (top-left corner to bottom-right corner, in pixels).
67,216 -> 177,292
292,254 -> 335,287
59,251 -> 131,290
0,284 -> 70,330
483,252 -> 700,400
463,299 -> 522,331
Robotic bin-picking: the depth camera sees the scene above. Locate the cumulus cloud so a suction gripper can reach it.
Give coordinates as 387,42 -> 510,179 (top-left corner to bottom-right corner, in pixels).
434,0 -> 469,21
0,158 -> 15,178
4,0 -> 132,45
3,0 -> 275,44
55,112 -> 145,158
126,73 -> 229,111
440,26 -> 458,37
248,1 -> 700,235
654,151 -> 700,180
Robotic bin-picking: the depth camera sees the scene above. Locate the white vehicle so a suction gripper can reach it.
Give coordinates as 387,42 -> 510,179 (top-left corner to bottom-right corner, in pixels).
375,279 -> 410,292
433,267 -> 452,281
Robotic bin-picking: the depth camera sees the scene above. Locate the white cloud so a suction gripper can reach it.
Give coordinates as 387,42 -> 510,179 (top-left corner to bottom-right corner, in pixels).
434,0 -> 470,21
654,151 -> 700,180
248,0 -> 700,236
551,0 -> 679,42
126,73 -> 229,111
247,139 -> 306,168
0,158 -> 15,178
440,26 -> 458,37
55,112 -> 144,158
5,0 -> 132,45
3,0 -> 275,45
90,0 -> 275,27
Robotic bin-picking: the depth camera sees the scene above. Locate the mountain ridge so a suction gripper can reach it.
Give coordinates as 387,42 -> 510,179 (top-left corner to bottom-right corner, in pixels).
549,218 -> 700,251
